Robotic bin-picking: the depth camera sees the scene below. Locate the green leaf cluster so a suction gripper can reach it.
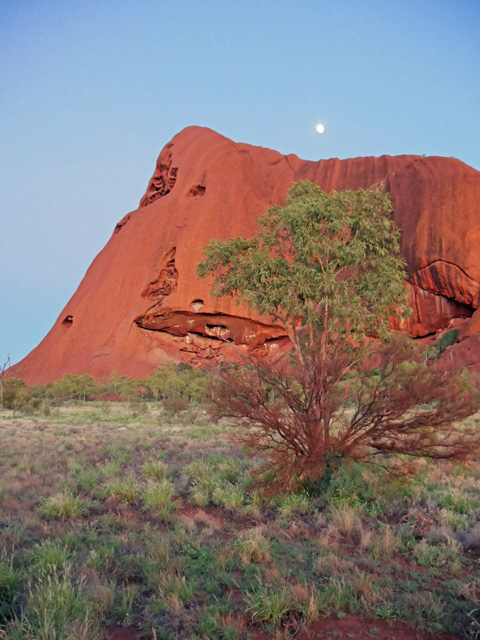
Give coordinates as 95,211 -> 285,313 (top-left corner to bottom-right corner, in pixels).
197,181 -> 409,354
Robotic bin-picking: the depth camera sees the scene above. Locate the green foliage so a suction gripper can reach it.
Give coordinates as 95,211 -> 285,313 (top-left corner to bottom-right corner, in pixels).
105,476 -> 140,504
27,542 -> 72,574
38,491 -> 89,520
6,566 -> 99,639
45,373 -> 96,402
234,529 -> 271,563
142,479 -> 177,521
0,559 -> 20,622
142,459 -> 168,480
276,492 -> 311,518
413,539 -> 459,567
324,461 -> 378,509
244,582 -> 294,627
428,329 -> 459,360
198,181 -> 408,355
0,362 -> 208,412
185,455 -> 249,508
145,361 -> 207,406
2,378 -> 40,413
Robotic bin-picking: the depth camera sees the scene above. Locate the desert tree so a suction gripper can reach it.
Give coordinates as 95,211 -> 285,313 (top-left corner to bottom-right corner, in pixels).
197,181 -> 480,491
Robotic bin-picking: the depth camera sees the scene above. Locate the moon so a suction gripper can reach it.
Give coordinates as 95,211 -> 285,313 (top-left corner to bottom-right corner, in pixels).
315,123 -> 325,134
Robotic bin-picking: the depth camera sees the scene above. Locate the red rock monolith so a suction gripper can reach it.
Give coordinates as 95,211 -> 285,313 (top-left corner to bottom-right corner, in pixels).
11,127 -> 480,383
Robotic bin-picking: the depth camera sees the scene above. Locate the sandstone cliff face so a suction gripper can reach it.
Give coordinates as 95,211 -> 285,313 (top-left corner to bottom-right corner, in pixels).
12,127 -> 480,383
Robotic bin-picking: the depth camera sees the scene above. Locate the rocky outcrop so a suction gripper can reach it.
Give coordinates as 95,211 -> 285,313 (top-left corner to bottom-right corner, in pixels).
10,126 -> 480,383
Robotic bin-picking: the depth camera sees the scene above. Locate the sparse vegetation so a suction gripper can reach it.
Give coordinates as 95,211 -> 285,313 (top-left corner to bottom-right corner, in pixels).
0,361 -> 208,413
2,400 -> 480,638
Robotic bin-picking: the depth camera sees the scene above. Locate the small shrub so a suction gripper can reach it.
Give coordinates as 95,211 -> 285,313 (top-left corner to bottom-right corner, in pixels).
276,492 -> 311,518
429,329 -> 459,359
216,458 -> 246,484
291,583 -> 320,622
316,575 -> 358,615
85,546 -> 115,571
89,583 -> 115,614
413,539 -> 459,567
28,541 -> 71,573
163,393 -> 189,412
75,467 -> 101,493
7,567 -> 99,639
142,480 -> 177,521
39,491 -> 88,520
159,574 -> 195,604
114,585 -> 136,623
437,490 -> 471,514
372,525 -> 400,559
142,459 -> 168,480
99,461 -> 122,478
106,476 -> 140,504
234,529 -> 271,564
190,486 -> 211,507
329,504 -> 363,537
212,484 -> 245,510
244,583 -> 293,627
0,559 -> 20,622
396,590 -> 445,627
461,523 -> 480,551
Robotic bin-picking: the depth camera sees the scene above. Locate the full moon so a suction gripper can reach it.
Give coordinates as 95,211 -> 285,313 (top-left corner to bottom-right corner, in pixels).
315,123 -> 325,134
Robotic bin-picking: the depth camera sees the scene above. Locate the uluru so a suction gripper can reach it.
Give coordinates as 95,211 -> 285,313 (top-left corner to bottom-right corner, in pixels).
10,126 -> 480,384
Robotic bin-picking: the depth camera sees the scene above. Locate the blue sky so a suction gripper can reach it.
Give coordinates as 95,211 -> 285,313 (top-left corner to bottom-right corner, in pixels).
1,0 -> 479,366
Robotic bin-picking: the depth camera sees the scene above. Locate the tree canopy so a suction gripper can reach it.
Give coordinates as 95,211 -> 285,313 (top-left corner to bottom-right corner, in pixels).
197,181 -> 408,363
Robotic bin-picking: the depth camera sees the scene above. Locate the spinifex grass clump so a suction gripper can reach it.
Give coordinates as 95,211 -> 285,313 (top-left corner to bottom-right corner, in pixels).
142,479 -> 177,521
7,565 -> 100,640
185,455 -> 249,509
0,559 -> 20,624
39,491 -> 89,520
142,459 -> 168,480
244,582 -> 294,628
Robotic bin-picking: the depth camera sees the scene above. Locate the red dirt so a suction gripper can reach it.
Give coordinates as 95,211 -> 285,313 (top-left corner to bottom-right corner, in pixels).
297,613 -> 461,639
104,627 -> 143,639
104,613 -> 462,639
11,126 -> 480,384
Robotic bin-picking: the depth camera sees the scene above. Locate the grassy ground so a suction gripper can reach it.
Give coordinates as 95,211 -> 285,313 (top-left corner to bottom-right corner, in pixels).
1,402 -> 480,639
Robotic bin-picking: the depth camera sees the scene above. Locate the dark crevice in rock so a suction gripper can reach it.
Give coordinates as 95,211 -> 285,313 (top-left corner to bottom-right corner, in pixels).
134,310 -> 287,347
62,315 -> 73,327
140,152 -> 178,207
415,259 -> 476,283
135,321 -> 228,344
411,330 -> 437,340
141,248 -> 178,304
190,299 -> 204,312
181,329 -> 227,344
205,323 -> 230,340
187,185 -> 206,199
400,282 -> 474,338
409,260 -> 480,307
114,214 -> 131,234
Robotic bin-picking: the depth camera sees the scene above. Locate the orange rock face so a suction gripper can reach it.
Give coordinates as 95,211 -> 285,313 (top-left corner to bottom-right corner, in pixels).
11,127 -> 480,383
